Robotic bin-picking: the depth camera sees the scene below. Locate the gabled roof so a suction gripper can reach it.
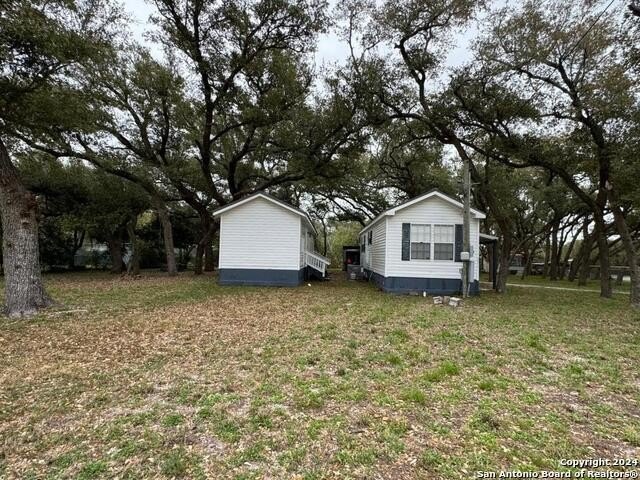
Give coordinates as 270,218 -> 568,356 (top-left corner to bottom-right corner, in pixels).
359,189 -> 486,235
212,192 -> 317,235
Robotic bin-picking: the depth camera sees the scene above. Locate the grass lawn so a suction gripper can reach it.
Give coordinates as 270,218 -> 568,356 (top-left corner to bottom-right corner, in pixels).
1,271 -> 639,479
494,273 -> 632,293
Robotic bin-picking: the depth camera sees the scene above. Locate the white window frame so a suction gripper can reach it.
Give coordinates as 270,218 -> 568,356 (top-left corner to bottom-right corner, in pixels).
410,224 -> 431,261
433,224 -> 455,261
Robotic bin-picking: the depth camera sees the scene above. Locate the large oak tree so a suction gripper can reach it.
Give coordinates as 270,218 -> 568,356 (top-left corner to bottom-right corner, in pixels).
0,0 -> 118,317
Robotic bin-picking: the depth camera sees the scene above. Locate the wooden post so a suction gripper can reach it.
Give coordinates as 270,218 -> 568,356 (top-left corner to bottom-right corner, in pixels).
462,156 -> 471,298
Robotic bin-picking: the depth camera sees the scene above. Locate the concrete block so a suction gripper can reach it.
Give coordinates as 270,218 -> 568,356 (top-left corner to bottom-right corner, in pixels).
449,297 -> 462,307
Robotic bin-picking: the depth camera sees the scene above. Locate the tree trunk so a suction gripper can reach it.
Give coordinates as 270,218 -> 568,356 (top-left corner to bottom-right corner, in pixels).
522,249 -> 533,280
519,247 -> 529,280
487,243 -> 495,286
569,218 -> 590,282
107,231 -> 125,274
559,229 -> 578,281
194,217 -> 216,275
496,232 -> 512,294
193,243 -> 205,275
593,211 -> 612,298
151,196 -> 177,276
568,247 -> 582,282
204,242 -> 215,272
542,235 -> 550,278
521,239 -> 541,280
126,218 -> 141,276
68,229 -> 85,271
0,138 -> 53,318
462,152 -> 510,294
578,244 -> 593,286
609,194 -> 640,308
322,220 -> 328,256
549,221 -> 559,281
578,224 -> 596,286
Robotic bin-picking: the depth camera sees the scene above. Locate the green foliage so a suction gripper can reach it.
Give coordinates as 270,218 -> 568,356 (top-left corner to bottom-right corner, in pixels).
78,460 -> 108,479
17,156 -> 151,269
401,387 -> 427,405
162,413 -> 184,427
161,448 -> 190,477
2,0 -> 638,303
422,361 -> 460,383
0,0 -> 120,135
325,222 -> 362,266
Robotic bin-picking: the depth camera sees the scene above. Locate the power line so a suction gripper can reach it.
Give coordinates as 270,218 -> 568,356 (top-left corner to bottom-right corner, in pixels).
563,0 -> 616,59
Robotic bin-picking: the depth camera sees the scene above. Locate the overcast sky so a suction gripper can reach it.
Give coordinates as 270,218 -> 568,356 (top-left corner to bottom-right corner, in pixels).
122,0 -> 479,70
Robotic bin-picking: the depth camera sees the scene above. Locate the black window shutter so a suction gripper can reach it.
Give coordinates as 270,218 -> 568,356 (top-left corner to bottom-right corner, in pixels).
402,223 -> 411,261
455,224 -> 463,262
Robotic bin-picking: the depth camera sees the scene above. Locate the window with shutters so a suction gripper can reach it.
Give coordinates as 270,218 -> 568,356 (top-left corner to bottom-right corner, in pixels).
433,224 -> 454,260
410,224 -> 430,260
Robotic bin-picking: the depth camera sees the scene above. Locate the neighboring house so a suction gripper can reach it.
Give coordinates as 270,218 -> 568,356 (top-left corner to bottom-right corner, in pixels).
509,254 -> 525,275
72,242 -> 107,268
212,192 -> 330,286
359,189 -> 486,295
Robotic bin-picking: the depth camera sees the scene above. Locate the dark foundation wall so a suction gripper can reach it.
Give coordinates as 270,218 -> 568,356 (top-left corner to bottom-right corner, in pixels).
219,268 -> 305,287
365,269 -> 479,295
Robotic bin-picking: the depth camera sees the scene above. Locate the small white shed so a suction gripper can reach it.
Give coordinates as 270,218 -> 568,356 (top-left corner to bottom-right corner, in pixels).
359,189 -> 485,295
212,192 -> 330,286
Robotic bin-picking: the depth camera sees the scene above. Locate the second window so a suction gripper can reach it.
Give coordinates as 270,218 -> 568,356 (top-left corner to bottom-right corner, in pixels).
433,224 -> 454,260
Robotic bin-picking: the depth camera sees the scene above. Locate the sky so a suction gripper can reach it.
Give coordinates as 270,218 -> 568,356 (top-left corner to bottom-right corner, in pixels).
121,0 -> 478,70
120,0 -> 486,176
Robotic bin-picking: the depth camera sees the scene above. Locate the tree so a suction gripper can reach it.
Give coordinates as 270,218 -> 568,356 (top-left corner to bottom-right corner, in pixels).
19,155 -> 152,273
78,49 -> 186,276
0,0 -> 117,317
473,0 -> 640,305
145,0 -> 331,272
339,0 -> 535,290
31,0 -> 371,276
0,141 -> 53,316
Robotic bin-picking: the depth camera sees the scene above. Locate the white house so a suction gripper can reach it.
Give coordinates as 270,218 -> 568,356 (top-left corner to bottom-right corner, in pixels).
212,192 -> 330,286
359,189 -> 485,295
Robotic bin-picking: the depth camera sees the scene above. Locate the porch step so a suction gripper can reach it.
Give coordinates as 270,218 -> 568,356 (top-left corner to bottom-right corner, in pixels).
305,251 -> 331,277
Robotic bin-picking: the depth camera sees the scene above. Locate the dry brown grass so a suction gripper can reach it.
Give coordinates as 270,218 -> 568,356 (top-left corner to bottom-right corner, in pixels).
0,272 -> 638,479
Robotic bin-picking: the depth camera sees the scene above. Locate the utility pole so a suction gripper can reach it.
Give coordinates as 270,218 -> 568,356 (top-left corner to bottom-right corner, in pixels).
462,155 -> 471,298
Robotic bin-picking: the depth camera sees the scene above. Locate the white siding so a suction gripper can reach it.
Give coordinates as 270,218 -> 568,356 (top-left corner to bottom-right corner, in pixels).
370,218 -> 386,276
307,230 -> 314,252
385,196 -> 480,281
299,223 -> 306,268
219,197 -> 301,270
360,219 -> 387,276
